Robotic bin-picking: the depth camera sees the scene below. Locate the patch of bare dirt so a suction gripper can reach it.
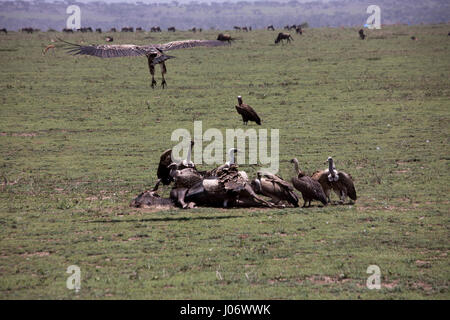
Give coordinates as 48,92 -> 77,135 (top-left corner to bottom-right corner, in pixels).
20,251 -> 50,257
415,260 -> 432,268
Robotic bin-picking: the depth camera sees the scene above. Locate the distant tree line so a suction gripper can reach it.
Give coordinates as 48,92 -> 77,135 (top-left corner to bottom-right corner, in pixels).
0,0 -> 448,31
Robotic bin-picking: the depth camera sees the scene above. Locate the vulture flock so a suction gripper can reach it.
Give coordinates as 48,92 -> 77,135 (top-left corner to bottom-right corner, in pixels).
55,35 -> 357,210
131,129 -> 357,210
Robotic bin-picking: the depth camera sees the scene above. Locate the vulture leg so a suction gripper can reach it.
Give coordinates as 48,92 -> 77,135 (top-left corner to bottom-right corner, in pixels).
171,188 -> 189,208
152,178 -> 162,191
160,62 -> 167,88
147,57 -> 157,88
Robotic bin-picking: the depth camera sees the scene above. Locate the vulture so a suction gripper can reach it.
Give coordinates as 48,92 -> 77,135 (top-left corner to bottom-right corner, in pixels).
311,157 -> 357,204
290,158 -> 327,207
59,38 -> 228,88
251,171 -> 299,207
153,141 -> 195,191
205,148 -> 248,182
168,163 -> 204,208
235,96 -> 261,125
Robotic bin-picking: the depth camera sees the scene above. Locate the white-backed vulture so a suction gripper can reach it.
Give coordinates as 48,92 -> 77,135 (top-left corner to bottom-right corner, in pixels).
290,158 -> 327,207
235,96 -> 261,125
59,38 -> 228,88
251,171 -> 299,207
168,163 -> 204,208
311,157 -> 357,204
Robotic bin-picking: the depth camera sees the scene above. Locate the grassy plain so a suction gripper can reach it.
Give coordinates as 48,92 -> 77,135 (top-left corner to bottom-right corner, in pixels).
0,25 -> 449,299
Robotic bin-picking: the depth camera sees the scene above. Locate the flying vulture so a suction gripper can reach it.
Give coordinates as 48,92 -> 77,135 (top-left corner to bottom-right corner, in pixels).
59,38 -> 228,88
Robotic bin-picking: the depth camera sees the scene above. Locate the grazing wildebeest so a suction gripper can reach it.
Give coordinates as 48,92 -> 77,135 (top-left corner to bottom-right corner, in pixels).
359,29 -> 366,40
0,28 -> 7,34
77,27 -> 93,33
168,26 -> 176,32
267,25 -> 275,31
296,26 -> 303,35
136,27 -> 144,32
21,27 -> 34,33
242,26 -> 248,32
60,38 -> 228,89
96,28 -> 102,33
217,33 -> 234,43
233,26 -> 241,31
189,27 -> 197,33
151,26 -> 161,32
122,27 -> 134,32
275,32 -> 293,44
63,28 -> 74,33
109,28 -> 117,32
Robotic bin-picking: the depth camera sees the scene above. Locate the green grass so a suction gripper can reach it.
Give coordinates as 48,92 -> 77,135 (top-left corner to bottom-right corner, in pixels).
0,25 -> 449,299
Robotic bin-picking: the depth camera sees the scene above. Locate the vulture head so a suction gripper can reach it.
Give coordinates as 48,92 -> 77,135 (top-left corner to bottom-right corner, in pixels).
237,96 -> 243,105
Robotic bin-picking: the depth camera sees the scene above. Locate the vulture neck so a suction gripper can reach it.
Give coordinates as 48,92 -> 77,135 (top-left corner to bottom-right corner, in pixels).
237,97 -> 243,105
328,159 -> 336,177
228,149 -> 236,165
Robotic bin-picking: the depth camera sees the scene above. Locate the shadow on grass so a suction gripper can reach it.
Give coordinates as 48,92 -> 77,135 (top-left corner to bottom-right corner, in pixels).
84,214 -> 244,224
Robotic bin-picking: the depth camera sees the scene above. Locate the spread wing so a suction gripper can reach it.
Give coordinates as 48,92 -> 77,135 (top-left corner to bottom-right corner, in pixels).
59,38 -> 227,58
157,39 -> 228,51
59,38 -> 152,58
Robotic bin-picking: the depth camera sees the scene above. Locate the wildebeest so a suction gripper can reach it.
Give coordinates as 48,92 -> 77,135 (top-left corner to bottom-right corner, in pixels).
136,27 -> 144,32
275,32 -> 293,44
217,33 -> 234,43
296,26 -> 303,35
96,28 -> 102,33
151,26 -> 161,32
77,27 -> 93,33
21,27 -> 34,33
267,25 -> 275,31
63,28 -> 74,33
109,28 -> 117,32
0,28 -> 7,34
189,27 -> 197,33
242,26 -> 249,32
168,27 -> 176,32
121,27 -> 134,32
105,36 -> 113,42
233,26 -> 241,31
359,29 -> 366,40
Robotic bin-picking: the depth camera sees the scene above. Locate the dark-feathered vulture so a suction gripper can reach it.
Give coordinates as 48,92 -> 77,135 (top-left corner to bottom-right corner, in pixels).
290,158 -> 327,207
311,157 -> 357,204
235,96 -> 261,125
153,141 -> 196,191
59,38 -> 228,88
